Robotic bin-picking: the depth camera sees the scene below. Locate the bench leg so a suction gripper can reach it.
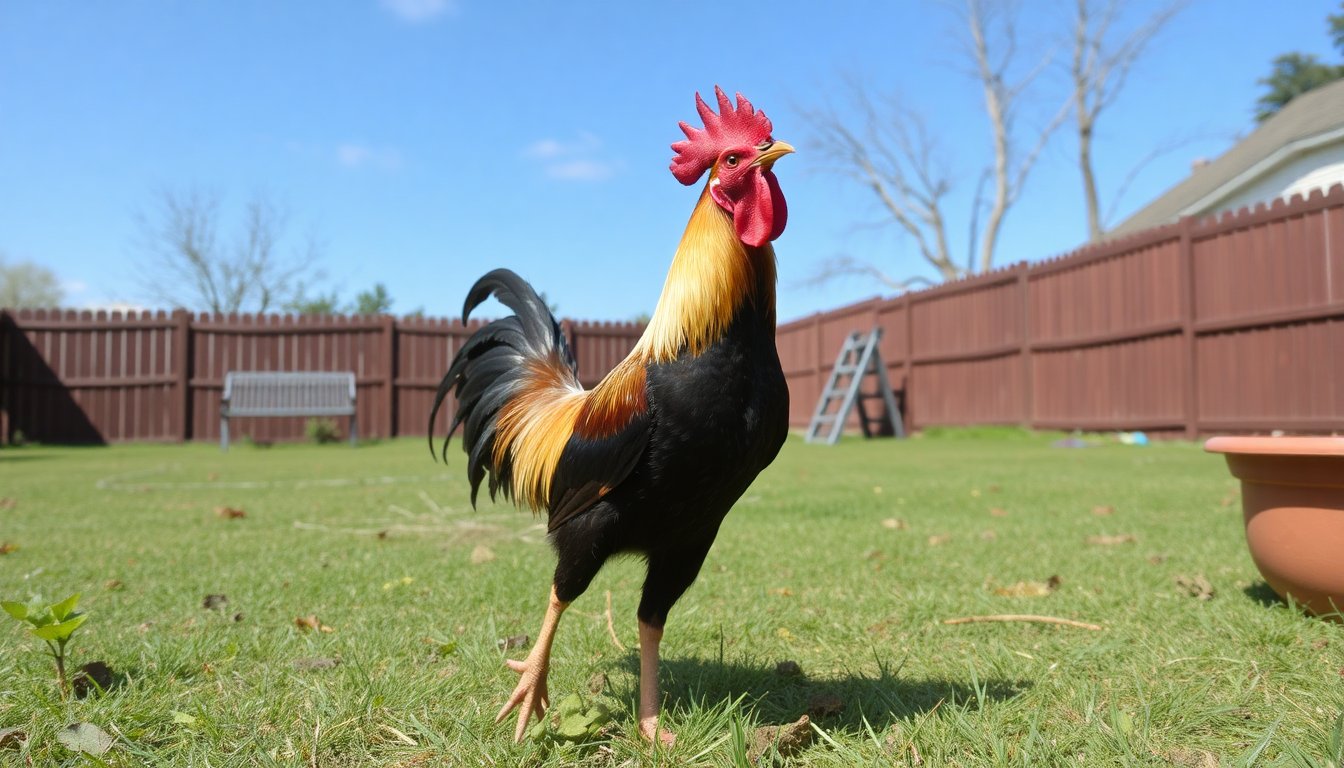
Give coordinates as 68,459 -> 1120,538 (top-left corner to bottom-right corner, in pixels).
349,414 -> 357,447
221,416 -> 229,453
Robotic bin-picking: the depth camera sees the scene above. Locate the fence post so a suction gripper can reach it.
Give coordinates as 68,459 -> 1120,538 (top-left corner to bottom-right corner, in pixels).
904,295 -> 916,432
1179,218 -> 1198,439
813,312 -> 824,408
382,315 -> 397,438
173,309 -> 192,441
1018,261 -> 1033,428
0,311 -> 10,446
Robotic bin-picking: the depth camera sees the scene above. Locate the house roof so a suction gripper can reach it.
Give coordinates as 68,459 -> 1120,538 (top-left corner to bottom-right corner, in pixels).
1110,77 -> 1344,236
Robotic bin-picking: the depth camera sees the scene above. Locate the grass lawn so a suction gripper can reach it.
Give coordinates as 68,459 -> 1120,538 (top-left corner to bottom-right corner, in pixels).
0,431 -> 1340,766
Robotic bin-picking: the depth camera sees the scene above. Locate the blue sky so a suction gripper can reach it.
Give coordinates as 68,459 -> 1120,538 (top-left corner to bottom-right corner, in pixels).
1,0 -> 1338,323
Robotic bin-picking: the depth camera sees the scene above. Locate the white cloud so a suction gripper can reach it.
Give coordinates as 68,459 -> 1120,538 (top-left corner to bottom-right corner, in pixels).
380,0 -> 456,23
336,143 -> 403,171
546,160 -> 617,182
522,132 -> 617,182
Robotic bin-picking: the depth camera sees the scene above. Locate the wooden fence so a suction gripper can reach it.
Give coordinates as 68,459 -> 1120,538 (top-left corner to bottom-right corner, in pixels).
779,184 -> 1344,437
0,311 -> 646,444
3,183 -> 1342,444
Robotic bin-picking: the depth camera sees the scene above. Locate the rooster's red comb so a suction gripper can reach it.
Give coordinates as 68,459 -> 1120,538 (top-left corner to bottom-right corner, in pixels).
669,86 -> 774,186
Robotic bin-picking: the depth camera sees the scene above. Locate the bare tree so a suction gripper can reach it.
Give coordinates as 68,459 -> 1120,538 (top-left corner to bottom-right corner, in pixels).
1069,0 -> 1186,240
961,0 -> 1072,273
804,87 -> 963,287
136,187 -> 321,313
805,0 -> 1068,287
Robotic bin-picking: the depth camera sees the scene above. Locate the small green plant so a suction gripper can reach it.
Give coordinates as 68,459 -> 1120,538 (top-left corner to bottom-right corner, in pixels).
2,593 -> 87,697
304,417 -> 341,444
525,693 -> 612,744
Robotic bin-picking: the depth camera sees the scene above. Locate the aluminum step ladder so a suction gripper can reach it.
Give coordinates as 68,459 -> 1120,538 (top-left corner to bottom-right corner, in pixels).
805,328 -> 905,444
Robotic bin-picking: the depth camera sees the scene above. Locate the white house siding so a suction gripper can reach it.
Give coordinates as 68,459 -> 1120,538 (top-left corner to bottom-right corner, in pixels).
1207,141 -> 1344,216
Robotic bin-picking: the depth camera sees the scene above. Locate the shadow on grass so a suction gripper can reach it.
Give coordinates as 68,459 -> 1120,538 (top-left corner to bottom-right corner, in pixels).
0,453 -> 58,462
1242,581 -> 1283,608
628,654 -> 1031,731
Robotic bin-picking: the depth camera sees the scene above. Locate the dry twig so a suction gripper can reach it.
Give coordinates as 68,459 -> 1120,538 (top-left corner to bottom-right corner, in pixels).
942,614 -> 1103,630
605,591 -> 626,652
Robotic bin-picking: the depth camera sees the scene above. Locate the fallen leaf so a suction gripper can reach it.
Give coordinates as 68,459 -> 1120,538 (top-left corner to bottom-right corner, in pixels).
980,530 -> 998,541
988,484 -> 1002,493
989,507 -> 1008,517
214,506 -> 246,519
103,579 -> 123,590
749,715 -> 813,762
1147,554 -> 1168,565
0,727 -> 27,750
376,529 -> 389,540
202,593 -> 228,611
775,660 -> 803,677
1313,638 -> 1329,650
776,627 -> 794,640
994,575 -> 1061,597
497,633 -> 530,650
587,672 -> 608,694
769,587 -> 793,597
1220,492 -> 1238,508
470,545 -> 496,564
171,711 -> 197,725
0,498 -> 15,510
872,486 -> 883,494
72,661 -> 114,698
863,549 -> 885,560
382,576 -> 415,590
881,518 -> 909,530
970,489 -> 982,498
293,657 -> 341,671
295,615 -> 334,633
207,472 -> 220,481
0,542 -> 16,555
807,693 -> 845,718
232,612 -> 244,623
1087,534 -> 1137,546
1175,574 -> 1215,601
136,621 -> 154,633
927,534 -> 951,546
56,723 -> 114,755
1091,505 -> 1115,516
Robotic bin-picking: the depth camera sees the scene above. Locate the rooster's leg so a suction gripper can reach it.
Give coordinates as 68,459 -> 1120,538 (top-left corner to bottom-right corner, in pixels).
637,619 -> 676,746
497,585 -> 569,742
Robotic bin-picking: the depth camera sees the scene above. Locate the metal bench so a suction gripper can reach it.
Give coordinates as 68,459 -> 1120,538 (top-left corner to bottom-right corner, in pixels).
220,371 -> 357,451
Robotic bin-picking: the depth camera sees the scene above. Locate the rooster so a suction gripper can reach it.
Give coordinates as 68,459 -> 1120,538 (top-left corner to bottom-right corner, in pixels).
430,87 -> 793,745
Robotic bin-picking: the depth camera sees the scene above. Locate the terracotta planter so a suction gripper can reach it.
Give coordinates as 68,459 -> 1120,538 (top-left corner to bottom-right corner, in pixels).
1205,436 -> 1344,619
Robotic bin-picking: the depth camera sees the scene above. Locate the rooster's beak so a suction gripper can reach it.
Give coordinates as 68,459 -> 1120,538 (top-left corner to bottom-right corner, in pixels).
752,140 -> 795,169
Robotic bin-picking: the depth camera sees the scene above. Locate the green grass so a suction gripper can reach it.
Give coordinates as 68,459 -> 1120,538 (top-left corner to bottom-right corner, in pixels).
1,433 -> 1341,766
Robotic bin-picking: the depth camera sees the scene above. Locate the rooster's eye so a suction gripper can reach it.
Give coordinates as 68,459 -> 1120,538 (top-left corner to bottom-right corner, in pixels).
724,154 -> 739,168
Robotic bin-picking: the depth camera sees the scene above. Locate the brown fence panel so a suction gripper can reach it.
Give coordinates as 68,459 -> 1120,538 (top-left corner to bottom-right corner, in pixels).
912,355 -> 1023,427
1196,319 -> 1344,432
776,315 -> 823,427
188,313 -> 389,444
1192,198 -> 1333,324
1,309 -> 181,443
1032,334 -> 1187,431
396,316 -> 479,442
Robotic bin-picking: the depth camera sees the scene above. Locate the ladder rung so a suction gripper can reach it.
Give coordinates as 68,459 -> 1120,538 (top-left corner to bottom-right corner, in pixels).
824,388 -> 846,398
833,364 -> 858,375
813,414 -> 838,423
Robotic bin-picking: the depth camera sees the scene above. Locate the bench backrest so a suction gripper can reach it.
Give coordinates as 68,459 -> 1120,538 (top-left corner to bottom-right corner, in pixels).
222,371 -> 357,417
